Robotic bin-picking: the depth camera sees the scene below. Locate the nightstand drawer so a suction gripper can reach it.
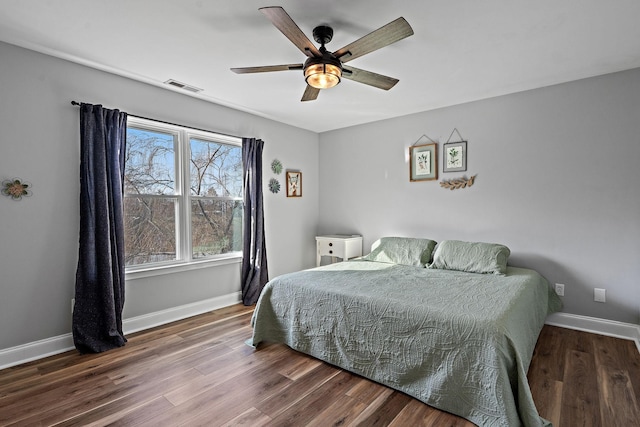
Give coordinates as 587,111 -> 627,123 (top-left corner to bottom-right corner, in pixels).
317,239 -> 346,258
315,235 -> 363,267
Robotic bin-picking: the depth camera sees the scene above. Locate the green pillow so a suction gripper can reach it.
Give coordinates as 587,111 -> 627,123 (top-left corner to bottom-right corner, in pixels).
361,237 -> 437,267
429,240 -> 510,275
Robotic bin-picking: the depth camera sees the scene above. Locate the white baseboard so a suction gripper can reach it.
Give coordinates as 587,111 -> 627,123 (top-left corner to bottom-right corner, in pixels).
546,312 -> 640,353
2,302 -> 636,370
0,334 -> 75,372
122,291 -> 242,335
0,292 -> 242,371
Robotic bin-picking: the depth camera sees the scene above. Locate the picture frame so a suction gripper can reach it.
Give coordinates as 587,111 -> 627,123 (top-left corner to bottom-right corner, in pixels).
409,143 -> 438,181
286,171 -> 302,197
443,141 -> 467,172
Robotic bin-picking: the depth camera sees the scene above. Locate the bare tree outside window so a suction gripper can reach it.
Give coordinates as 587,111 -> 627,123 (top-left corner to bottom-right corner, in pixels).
123,123 -> 243,267
190,138 -> 243,258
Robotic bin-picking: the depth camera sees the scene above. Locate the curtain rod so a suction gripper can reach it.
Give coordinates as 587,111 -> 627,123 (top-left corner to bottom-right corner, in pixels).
70,101 -> 242,141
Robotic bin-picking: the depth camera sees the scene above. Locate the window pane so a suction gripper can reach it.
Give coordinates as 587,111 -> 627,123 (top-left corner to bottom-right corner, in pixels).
125,127 -> 176,195
190,138 -> 242,197
124,196 -> 177,266
191,199 -> 243,258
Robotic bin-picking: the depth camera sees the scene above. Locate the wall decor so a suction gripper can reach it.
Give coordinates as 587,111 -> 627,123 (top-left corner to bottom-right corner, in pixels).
286,171 -> 302,197
2,178 -> 32,200
409,143 -> 438,181
271,159 -> 283,175
443,141 -> 467,172
268,178 -> 281,194
440,174 -> 476,190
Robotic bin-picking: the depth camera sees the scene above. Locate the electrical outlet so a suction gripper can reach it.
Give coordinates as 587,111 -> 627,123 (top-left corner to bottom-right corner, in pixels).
594,288 -> 606,303
555,283 -> 565,297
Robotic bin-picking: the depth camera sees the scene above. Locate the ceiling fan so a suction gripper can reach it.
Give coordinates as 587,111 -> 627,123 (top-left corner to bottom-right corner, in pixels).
230,6 -> 414,101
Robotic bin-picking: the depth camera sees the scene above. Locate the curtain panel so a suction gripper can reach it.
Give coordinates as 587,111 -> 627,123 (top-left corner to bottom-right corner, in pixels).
73,103 -> 128,353
241,138 -> 269,305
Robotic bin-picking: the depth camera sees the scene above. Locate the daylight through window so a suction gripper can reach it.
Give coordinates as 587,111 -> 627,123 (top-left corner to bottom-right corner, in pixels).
124,117 -> 243,268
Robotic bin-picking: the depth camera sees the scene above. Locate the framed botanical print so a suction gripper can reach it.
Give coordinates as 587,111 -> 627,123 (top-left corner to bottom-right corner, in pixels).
286,171 -> 302,197
443,141 -> 467,172
409,143 -> 437,181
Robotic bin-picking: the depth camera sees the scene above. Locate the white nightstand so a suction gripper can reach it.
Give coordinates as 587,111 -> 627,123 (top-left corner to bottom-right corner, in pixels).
316,235 -> 363,267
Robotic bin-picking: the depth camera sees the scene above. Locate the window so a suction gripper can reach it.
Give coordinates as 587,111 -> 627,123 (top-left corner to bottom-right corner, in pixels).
124,117 -> 243,269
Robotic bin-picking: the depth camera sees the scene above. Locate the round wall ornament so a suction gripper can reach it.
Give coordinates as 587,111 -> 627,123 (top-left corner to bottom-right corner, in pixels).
2,178 -> 32,200
271,159 -> 283,175
269,178 -> 281,194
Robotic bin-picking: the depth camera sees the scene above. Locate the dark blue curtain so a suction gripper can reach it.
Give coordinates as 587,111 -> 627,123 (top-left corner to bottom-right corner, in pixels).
73,103 -> 128,353
241,138 -> 269,305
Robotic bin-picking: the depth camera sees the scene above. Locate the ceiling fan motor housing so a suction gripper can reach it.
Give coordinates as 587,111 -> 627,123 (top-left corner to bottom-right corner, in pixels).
313,25 -> 333,45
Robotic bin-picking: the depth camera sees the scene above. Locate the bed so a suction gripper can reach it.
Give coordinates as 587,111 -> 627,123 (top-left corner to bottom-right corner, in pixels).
250,238 -> 562,427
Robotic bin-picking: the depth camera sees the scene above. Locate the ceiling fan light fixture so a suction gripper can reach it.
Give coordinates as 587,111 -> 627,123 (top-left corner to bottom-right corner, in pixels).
304,61 -> 342,89
232,7 -> 414,101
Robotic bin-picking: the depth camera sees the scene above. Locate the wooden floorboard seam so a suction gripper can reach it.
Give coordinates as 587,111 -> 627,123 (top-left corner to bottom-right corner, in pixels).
0,304 -> 639,427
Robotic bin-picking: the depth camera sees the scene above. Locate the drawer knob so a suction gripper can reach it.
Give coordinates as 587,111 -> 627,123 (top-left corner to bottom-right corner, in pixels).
329,243 -> 333,247
329,250 -> 333,254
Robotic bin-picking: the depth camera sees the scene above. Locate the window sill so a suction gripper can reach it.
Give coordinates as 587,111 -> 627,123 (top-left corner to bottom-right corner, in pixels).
125,254 -> 242,281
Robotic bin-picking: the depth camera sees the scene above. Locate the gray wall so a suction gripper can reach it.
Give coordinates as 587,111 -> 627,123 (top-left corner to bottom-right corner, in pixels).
0,41 -> 319,350
1,39 -> 638,354
318,68 -> 640,324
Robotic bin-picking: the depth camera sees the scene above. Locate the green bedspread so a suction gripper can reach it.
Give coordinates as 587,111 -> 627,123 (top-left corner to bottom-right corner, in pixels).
251,260 -> 562,427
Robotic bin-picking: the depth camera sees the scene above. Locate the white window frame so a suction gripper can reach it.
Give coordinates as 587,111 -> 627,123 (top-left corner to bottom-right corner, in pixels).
124,116 -> 243,279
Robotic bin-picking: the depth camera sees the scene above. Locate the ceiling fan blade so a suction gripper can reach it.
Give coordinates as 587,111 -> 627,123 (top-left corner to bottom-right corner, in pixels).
260,6 -> 321,58
333,17 -> 413,63
342,66 -> 399,90
301,85 -> 320,102
231,64 -> 304,74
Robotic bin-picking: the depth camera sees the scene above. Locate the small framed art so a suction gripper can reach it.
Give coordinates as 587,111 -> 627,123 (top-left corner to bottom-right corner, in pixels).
286,171 -> 302,197
409,143 -> 437,181
443,141 -> 467,172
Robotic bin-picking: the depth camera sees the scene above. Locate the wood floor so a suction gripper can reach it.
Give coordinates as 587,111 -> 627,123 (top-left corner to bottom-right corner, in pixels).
1,304 -> 639,427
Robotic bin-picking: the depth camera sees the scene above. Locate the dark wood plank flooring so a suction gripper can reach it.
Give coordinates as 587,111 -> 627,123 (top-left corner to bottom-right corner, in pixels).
0,304 -> 638,426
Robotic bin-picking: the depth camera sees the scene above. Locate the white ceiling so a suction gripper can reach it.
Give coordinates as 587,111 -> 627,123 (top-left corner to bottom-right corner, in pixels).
1,1 -> 639,133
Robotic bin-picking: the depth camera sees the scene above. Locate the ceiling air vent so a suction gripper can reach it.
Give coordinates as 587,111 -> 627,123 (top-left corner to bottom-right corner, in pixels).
164,79 -> 203,93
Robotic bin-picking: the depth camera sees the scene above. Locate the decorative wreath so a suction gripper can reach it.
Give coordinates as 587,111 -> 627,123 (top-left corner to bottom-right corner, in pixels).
2,178 -> 32,200
271,159 -> 283,175
268,178 -> 281,194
